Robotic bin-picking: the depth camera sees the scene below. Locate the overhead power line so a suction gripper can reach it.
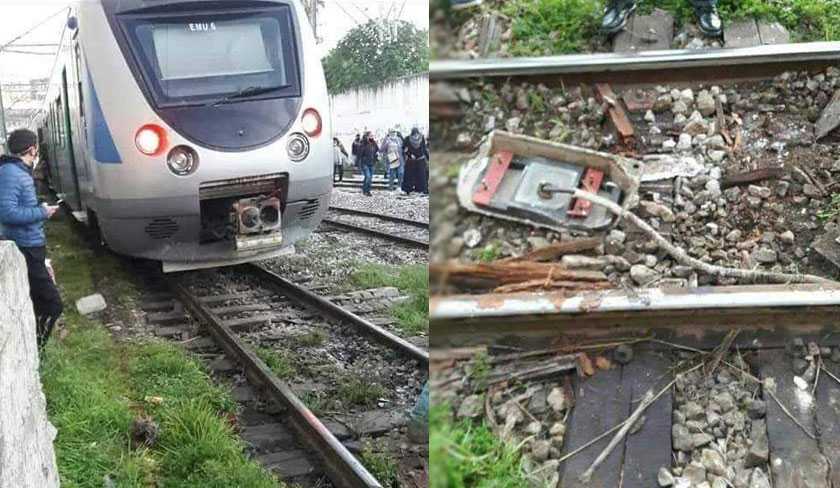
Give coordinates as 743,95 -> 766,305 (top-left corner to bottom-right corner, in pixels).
0,5 -> 70,53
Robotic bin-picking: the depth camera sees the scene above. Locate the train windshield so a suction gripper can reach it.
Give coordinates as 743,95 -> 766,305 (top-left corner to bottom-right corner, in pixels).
121,7 -> 301,107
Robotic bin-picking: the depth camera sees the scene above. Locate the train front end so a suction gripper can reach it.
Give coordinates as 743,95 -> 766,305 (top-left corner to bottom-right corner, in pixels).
87,0 -> 331,271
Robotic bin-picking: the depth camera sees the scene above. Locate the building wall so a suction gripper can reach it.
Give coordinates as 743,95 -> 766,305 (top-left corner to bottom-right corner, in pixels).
329,74 -> 428,150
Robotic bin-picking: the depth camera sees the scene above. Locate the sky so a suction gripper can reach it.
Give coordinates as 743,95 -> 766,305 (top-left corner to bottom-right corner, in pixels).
0,0 -> 429,108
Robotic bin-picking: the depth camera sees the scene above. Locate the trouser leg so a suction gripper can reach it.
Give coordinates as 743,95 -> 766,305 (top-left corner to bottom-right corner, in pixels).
19,246 -> 63,349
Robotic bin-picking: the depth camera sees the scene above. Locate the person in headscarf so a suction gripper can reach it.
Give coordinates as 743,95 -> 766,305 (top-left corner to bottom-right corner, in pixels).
380,128 -> 405,191
402,128 -> 429,195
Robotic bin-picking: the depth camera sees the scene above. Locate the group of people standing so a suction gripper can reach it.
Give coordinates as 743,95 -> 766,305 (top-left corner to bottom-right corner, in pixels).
333,127 -> 429,197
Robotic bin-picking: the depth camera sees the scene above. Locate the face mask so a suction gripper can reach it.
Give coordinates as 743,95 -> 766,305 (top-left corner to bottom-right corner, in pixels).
32,157 -> 40,169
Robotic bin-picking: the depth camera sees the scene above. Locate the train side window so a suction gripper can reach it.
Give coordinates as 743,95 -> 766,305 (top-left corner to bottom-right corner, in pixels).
56,97 -> 64,148
75,45 -> 85,121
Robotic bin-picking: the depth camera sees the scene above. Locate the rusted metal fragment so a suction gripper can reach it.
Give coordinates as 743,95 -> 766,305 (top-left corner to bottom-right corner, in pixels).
720,167 -> 784,189
816,89 -> 840,140
595,83 -> 635,142
472,151 -> 513,206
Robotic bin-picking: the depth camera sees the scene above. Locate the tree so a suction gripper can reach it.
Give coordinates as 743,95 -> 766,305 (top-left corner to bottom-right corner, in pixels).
322,19 -> 429,95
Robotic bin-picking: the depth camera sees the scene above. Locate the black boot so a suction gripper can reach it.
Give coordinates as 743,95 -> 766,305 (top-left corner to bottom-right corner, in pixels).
601,0 -> 636,35
693,1 -> 722,37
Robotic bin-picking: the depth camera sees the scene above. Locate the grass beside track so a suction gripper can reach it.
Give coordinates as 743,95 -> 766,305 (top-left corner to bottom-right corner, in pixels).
351,263 -> 429,336
436,0 -> 840,57
40,218 -> 280,487
430,404 -> 530,487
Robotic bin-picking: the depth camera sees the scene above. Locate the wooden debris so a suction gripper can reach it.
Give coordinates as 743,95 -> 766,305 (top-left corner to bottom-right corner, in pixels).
720,167 -> 784,189
704,329 -> 739,376
594,356 -> 611,370
493,279 -> 612,294
487,356 -> 578,387
578,353 -> 595,377
594,83 -> 634,143
579,363 -> 701,483
499,237 -> 602,263
430,262 -> 609,290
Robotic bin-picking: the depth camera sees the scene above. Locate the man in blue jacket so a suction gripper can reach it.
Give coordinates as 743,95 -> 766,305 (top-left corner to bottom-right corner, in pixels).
0,129 -> 62,350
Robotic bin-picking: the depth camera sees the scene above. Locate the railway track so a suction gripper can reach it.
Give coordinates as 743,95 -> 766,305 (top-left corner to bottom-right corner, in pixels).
429,41 -> 840,486
321,208 -> 430,250
431,286 -> 840,487
138,264 -> 428,487
430,41 -> 840,84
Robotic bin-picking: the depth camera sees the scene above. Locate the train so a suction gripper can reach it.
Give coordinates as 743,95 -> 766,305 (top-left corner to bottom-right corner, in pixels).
34,0 -> 332,272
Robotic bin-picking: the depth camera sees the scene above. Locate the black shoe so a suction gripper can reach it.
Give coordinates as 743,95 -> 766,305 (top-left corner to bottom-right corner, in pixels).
601,0 -> 636,35
694,2 -> 722,37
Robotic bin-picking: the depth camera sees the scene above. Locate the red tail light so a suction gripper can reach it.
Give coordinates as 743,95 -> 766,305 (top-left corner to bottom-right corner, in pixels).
301,108 -> 322,137
135,124 -> 168,156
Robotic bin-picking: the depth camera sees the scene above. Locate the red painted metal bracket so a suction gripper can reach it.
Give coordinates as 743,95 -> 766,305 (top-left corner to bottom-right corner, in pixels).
473,150 -> 514,207
568,168 -> 605,218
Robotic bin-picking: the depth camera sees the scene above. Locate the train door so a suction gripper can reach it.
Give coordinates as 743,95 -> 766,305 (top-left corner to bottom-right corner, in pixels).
60,68 -> 82,210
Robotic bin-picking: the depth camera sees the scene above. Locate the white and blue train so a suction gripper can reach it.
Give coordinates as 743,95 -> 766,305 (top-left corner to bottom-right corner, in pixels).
35,0 -> 331,271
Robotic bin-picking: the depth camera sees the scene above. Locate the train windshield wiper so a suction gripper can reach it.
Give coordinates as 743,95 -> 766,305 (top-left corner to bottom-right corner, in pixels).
210,84 -> 290,107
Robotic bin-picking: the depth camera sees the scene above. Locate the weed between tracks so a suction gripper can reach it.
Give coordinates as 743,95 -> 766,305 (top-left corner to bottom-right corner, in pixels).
430,404 -> 530,488
256,346 -> 298,379
40,219 -> 280,487
351,263 -> 429,335
360,441 -> 399,487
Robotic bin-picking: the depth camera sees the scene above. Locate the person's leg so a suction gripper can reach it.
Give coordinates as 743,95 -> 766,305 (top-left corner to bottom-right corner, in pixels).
398,161 -> 405,189
387,165 -> 396,190
362,164 -> 373,195
691,0 -> 722,37
19,247 -> 63,349
601,0 -> 637,35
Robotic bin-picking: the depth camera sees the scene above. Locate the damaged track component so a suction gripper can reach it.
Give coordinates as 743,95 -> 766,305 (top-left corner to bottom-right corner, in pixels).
459,131 -> 642,233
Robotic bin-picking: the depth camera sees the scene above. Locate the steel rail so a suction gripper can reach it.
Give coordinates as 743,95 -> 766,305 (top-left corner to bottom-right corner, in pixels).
169,280 -> 383,488
246,264 -> 429,366
430,284 -> 840,345
430,41 -> 840,80
321,217 -> 429,249
328,205 -> 429,229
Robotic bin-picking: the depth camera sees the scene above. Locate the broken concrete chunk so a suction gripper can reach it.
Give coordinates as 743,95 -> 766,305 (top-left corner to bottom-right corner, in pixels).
816,89 -> 840,140
76,293 -> 107,316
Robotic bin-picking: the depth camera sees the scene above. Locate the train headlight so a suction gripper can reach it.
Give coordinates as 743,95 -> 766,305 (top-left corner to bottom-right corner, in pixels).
287,133 -> 310,162
135,124 -> 167,156
301,108 -> 322,137
167,146 -> 199,176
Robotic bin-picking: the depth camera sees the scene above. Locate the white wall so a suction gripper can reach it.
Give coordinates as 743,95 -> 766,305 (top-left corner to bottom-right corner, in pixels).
329,74 -> 429,150
0,242 -> 59,488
